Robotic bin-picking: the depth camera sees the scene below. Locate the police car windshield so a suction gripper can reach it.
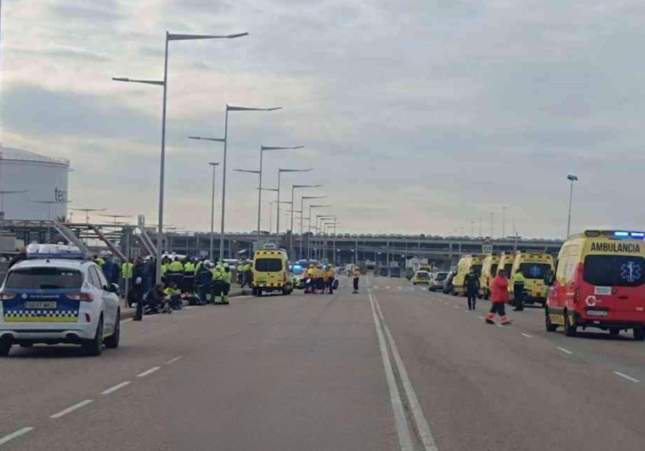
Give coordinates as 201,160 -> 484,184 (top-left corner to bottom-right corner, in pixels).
416,272 -> 430,279
583,255 -> 644,287
5,267 -> 83,289
519,263 -> 551,279
256,259 -> 282,272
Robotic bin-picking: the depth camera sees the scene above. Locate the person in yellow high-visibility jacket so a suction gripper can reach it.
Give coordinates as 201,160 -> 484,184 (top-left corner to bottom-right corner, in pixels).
324,265 -> 336,294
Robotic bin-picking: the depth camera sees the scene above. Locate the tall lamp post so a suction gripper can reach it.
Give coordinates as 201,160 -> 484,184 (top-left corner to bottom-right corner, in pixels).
256,146 -> 304,244
290,184 -> 322,257
276,168 -> 312,235
219,104 -> 281,260
566,174 -> 578,238
307,204 -> 331,258
114,30 -> 248,282
299,196 -> 326,258
188,136 -> 225,261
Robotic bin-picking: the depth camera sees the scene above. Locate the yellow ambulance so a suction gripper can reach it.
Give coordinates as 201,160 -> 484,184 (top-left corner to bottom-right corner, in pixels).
509,252 -> 555,305
252,248 -> 293,296
452,254 -> 484,296
479,254 -> 500,299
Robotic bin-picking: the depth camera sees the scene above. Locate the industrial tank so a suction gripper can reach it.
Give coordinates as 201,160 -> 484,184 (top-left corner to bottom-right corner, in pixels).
0,145 -> 70,220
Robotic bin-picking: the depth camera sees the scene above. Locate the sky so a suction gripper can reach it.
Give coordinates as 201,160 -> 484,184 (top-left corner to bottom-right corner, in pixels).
1,0 -> 645,239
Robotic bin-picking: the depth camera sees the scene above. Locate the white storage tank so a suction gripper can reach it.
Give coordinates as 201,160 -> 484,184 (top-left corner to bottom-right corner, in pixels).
0,145 -> 70,220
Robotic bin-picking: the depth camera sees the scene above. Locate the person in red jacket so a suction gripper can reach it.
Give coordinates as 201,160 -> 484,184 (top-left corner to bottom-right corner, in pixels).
486,269 -> 511,325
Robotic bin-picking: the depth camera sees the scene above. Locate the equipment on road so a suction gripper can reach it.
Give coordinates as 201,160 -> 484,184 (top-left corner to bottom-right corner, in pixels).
545,230 -> 645,341
0,244 -> 121,357
252,248 -> 293,296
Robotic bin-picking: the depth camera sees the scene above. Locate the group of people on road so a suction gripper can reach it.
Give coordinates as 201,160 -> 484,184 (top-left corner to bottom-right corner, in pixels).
463,267 -> 528,326
304,263 -> 337,294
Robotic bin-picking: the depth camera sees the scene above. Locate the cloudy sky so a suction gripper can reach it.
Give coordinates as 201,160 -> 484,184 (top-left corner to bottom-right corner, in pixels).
1,0 -> 644,239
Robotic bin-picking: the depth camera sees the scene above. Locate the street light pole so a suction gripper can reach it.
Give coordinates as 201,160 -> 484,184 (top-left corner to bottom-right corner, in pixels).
219,105 -> 281,261
188,136 -> 225,260
276,168 -> 312,236
257,146 -> 304,244
299,196 -> 326,258
289,184 -> 321,257
114,30 -> 247,282
566,174 -> 578,238
208,162 -> 220,260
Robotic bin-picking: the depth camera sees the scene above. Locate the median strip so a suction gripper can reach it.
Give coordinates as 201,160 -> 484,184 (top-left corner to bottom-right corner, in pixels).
0,427 -> 34,446
50,399 -> 94,419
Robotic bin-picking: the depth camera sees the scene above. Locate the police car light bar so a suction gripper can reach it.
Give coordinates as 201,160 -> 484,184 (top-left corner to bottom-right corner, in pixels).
26,244 -> 88,260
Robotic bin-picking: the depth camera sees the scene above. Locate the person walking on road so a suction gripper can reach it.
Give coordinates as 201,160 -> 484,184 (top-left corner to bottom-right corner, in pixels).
352,266 -> 361,294
486,269 -> 511,325
210,262 -> 231,305
512,269 -> 526,311
464,268 -> 480,311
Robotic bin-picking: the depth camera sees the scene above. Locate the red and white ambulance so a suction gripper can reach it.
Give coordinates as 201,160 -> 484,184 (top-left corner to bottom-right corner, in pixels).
545,230 -> 645,341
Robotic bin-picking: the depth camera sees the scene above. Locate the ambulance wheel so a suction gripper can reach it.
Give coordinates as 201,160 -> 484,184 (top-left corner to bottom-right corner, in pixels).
0,338 -> 11,357
544,307 -> 557,332
564,312 -> 577,337
105,310 -> 120,349
83,317 -> 104,356
252,288 -> 258,296
633,327 -> 645,341
609,328 -> 620,337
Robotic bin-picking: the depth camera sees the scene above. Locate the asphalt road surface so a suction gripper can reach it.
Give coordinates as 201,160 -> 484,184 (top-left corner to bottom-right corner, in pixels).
1,276 -> 644,450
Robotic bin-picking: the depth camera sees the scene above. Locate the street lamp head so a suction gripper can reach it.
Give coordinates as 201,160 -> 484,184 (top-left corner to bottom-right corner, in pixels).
302,195 -> 327,201
168,32 -> 249,41
209,162 -> 220,167
189,136 -> 226,143
112,77 -> 164,86
226,104 -> 282,112
293,184 -> 322,189
261,145 -> 305,151
309,204 -> 331,208
234,168 -> 261,174
279,168 -> 313,173
567,174 -> 578,182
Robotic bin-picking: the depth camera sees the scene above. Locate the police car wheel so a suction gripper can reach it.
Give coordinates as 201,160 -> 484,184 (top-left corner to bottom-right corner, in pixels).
105,311 -> 121,349
633,328 -> 645,341
0,339 -> 11,357
83,317 -> 104,356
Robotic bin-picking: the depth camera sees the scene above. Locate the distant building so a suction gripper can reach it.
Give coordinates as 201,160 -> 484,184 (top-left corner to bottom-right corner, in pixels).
0,145 -> 70,220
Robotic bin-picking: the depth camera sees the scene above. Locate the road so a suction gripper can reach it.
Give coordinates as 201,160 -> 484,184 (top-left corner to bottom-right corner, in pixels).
1,276 -> 644,450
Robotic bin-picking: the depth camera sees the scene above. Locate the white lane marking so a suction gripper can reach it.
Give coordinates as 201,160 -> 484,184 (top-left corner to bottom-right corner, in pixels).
165,356 -> 183,365
122,318 -> 133,323
367,292 -> 415,451
386,286 -> 391,290
373,294 -> 439,451
453,305 -> 459,309
556,346 -> 573,355
137,366 -> 161,378
478,315 -> 485,320
521,333 -> 533,338
613,371 -> 640,383
50,399 -> 94,419
0,427 -> 34,446
101,381 -> 131,396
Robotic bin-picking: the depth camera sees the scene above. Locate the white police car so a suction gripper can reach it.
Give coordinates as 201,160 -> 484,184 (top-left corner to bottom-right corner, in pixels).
0,244 -> 121,356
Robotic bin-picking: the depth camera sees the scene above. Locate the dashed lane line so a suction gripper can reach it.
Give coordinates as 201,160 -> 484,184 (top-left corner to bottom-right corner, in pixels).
101,381 -> 131,396
136,366 -> 161,378
165,356 -> 183,365
556,346 -> 573,355
0,427 -> 34,447
613,371 -> 640,383
50,399 -> 94,419
521,333 -> 533,338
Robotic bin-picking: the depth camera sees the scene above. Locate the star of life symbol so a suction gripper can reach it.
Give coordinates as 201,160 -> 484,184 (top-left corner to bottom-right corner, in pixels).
620,261 -> 641,283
